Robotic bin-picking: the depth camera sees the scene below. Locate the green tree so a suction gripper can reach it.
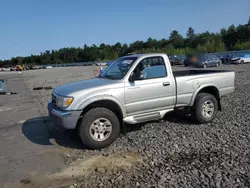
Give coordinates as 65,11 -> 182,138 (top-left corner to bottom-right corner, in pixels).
186,27 -> 195,38
1,18 -> 249,66
169,30 -> 184,48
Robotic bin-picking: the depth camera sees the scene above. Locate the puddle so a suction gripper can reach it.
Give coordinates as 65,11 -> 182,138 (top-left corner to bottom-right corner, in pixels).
6,151 -> 143,188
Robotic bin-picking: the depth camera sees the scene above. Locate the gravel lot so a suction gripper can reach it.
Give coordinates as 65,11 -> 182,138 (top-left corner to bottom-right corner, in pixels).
22,64 -> 250,188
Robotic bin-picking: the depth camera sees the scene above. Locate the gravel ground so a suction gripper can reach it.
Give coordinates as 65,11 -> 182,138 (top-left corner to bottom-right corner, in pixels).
22,64 -> 250,188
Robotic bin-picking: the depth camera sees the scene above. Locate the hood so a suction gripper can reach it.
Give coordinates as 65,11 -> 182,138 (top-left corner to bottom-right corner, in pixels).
230,57 -> 240,61
54,78 -> 119,96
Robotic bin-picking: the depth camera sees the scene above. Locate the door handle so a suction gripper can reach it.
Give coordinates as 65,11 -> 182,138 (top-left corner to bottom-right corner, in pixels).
163,82 -> 170,86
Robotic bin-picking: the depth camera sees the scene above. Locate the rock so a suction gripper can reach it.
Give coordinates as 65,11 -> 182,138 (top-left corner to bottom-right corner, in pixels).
167,175 -> 171,180
95,167 -> 106,173
214,171 -> 222,188
109,179 -> 115,184
136,182 -> 140,187
234,122 -> 240,127
236,178 -> 240,183
98,183 -> 104,187
157,184 -> 165,188
115,175 -> 123,181
159,175 -> 167,184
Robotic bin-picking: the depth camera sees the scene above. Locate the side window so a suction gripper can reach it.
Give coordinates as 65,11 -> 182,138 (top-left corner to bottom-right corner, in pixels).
206,55 -> 211,61
133,57 -> 167,80
212,55 -> 218,60
211,55 -> 216,60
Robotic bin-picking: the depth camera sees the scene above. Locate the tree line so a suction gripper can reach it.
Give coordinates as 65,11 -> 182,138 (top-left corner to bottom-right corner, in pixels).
1,18 -> 250,67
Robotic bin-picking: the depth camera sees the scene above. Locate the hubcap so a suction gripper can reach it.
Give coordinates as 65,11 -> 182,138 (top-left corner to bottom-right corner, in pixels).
89,118 -> 112,141
202,100 -> 214,118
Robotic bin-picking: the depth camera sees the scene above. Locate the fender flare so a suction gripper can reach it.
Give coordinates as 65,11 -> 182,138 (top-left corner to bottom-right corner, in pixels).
77,95 -> 126,118
189,84 -> 220,106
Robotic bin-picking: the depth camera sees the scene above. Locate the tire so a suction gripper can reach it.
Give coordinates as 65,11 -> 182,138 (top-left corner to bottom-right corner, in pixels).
202,64 -> 207,68
192,93 -> 218,124
240,60 -> 244,64
78,107 -> 120,149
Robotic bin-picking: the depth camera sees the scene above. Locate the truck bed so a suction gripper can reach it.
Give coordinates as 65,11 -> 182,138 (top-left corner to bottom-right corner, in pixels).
173,69 -> 235,107
173,69 -> 233,77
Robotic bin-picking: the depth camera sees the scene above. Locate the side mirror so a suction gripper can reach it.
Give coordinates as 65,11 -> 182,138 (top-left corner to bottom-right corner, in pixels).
129,72 -> 136,82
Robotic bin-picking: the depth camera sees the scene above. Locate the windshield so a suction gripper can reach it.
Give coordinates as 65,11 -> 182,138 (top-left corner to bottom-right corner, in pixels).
99,57 -> 137,79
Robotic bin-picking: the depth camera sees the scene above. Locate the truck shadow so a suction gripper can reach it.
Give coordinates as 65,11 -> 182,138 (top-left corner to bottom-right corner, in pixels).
21,117 -> 53,146
163,111 -> 196,125
22,117 -> 85,150
22,112 -> 194,150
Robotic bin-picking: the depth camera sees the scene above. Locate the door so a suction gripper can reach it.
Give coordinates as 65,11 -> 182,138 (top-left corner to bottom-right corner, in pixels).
208,55 -> 218,67
125,56 -> 175,115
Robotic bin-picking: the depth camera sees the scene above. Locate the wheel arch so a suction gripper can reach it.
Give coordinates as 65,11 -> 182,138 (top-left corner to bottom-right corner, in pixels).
76,98 -> 125,132
190,85 -> 221,110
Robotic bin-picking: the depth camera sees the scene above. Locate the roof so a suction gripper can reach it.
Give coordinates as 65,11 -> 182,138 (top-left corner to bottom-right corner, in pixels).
122,53 -> 167,58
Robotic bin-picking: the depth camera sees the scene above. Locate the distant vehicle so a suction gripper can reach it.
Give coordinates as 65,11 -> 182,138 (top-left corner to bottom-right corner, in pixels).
177,55 -> 186,62
15,65 -> 25,71
96,62 -> 106,66
168,55 -> 183,66
10,67 -> 16,71
106,61 -> 113,66
33,65 -> 42,69
2,68 -> 11,71
184,54 -> 221,68
48,53 -> 235,149
217,54 -> 232,64
228,54 -> 250,64
46,66 -> 52,69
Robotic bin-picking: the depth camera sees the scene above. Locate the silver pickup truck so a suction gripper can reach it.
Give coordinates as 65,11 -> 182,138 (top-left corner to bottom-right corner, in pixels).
48,53 -> 235,149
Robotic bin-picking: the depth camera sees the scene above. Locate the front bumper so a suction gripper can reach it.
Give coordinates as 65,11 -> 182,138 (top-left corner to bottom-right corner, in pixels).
230,60 -> 240,64
47,102 -> 81,129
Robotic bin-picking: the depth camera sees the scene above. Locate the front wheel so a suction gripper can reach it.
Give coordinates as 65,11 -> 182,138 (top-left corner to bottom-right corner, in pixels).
240,60 -> 244,64
192,93 -> 218,124
78,108 -> 120,149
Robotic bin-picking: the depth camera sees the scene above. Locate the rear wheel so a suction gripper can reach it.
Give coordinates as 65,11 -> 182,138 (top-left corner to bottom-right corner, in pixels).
240,60 -> 244,64
192,93 -> 218,124
78,107 -> 120,149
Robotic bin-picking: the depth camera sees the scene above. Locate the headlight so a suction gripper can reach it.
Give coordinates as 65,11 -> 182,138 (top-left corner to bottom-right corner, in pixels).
56,96 -> 73,108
